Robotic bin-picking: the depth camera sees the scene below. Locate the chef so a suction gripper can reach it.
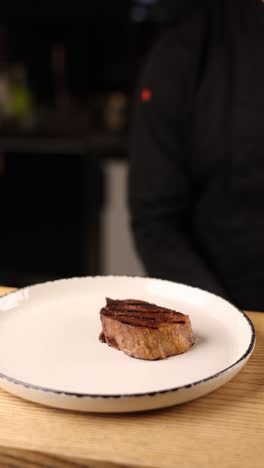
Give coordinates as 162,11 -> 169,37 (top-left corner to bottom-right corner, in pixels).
129,0 -> 264,310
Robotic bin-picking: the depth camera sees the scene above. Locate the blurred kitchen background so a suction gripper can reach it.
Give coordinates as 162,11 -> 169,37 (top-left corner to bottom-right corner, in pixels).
0,1 -> 203,287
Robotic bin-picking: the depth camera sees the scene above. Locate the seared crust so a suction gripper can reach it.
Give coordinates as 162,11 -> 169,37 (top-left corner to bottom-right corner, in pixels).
99,298 -> 194,360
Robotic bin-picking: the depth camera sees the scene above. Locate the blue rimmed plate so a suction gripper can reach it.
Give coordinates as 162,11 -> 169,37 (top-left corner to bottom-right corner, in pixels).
0,276 -> 255,412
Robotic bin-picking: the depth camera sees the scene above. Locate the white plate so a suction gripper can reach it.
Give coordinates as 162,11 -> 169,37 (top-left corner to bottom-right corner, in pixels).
0,276 -> 255,413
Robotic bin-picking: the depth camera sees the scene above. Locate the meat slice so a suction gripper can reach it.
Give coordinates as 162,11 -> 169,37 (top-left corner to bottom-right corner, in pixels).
99,298 -> 194,360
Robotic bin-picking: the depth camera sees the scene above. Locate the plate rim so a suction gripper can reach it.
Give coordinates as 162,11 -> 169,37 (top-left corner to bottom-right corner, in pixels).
0,276 -> 256,399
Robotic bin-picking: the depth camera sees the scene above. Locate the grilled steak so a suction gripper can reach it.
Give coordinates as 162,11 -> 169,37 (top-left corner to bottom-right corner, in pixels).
99,298 -> 194,360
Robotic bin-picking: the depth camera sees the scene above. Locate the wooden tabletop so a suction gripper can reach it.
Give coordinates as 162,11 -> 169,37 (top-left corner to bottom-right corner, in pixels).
0,286 -> 263,468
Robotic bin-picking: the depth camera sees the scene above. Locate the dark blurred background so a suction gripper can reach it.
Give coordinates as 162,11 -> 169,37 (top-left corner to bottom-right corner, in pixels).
0,1 -> 204,287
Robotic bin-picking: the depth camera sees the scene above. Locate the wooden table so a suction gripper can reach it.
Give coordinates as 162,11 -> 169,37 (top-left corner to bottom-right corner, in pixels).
0,287 -> 263,468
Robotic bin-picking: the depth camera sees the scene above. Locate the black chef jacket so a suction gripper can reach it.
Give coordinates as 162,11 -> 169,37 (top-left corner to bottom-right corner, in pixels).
129,0 -> 264,311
